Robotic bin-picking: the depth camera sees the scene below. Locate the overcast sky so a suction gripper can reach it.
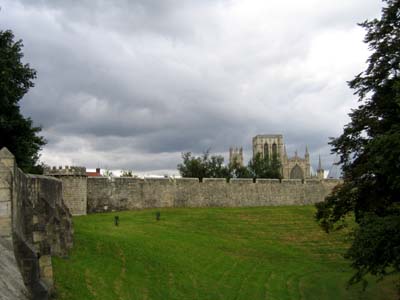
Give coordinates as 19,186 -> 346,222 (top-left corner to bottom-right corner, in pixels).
1,0 -> 382,174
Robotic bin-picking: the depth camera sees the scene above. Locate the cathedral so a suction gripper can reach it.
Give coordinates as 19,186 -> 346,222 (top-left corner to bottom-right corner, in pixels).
230,134 -> 324,179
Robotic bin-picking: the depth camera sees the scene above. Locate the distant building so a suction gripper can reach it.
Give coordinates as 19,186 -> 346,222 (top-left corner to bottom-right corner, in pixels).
328,156 -> 342,179
317,155 -> 324,179
86,168 -> 101,177
252,134 -> 316,179
229,147 -> 244,166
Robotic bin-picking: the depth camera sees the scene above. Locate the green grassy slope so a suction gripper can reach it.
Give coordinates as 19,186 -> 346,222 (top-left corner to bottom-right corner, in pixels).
53,206 -> 398,300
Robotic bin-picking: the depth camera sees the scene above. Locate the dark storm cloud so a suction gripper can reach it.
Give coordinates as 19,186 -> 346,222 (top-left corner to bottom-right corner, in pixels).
16,0 -> 224,40
0,0 -> 383,172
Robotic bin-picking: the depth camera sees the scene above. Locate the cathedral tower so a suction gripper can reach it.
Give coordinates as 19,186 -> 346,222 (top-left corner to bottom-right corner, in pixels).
252,134 -> 285,161
252,134 -> 311,179
229,147 -> 244,166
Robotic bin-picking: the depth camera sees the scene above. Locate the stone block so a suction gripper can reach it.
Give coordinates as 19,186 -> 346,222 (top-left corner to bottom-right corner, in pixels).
0,201 -> 11,217
0,188 -> 11,202
0,217 -> 12,237
0,148 -> 15,170
33,231 -> 44,243
42,265 -> 53,279
0,177 -> 11,189
39,255 -> 52,268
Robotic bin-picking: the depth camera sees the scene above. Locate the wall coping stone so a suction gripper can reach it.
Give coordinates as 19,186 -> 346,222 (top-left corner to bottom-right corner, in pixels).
230,178 -> 254,183
175,178 -> 199,182
203,178 -> 227,182
256,179 -> 280,184
0,147 -> 14,158
143,178 -> 170,182
281,179 -> 302,184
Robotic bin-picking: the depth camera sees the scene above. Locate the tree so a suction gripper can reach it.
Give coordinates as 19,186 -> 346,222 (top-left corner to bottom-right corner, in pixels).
177,152 -> 207,179
229,157 -> 252,179
178,150 -> 282,180
269,152 -> 282,179
103,169 -> 114,178
0,30 -> 45,173
177,150 -> 229,180
120,170 -> 134,177
205,154 -> 230,179
315,0 -> 400,285
248,152 -> 282,179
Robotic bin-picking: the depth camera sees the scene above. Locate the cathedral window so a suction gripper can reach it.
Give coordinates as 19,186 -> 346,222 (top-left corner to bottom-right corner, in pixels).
272,143 -> 277,157
264,143 -> 269,159
290,164 -> 304,179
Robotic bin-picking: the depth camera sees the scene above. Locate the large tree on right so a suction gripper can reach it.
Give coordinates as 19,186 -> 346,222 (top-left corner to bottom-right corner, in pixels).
316,0 -> 400,285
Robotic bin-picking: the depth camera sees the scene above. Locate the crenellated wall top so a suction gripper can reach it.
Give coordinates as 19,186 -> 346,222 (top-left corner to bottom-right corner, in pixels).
44,165 -> 86,176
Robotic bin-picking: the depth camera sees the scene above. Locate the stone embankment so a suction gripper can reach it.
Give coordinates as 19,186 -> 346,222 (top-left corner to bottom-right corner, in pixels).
0,148 -> 73,300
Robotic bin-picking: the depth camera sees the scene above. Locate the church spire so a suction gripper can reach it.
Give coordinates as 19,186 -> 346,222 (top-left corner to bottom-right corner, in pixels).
318,155 -> 322,171
283,145 -> 287,158
317,154 -> 324,179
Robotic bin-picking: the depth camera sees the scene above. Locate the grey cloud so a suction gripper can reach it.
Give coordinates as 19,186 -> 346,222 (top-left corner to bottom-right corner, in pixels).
1,0 -> 383,173
16,0 -> 226,40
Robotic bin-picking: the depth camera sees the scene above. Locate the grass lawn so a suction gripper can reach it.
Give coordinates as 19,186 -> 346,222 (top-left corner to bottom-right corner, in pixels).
53,206 -> 398,299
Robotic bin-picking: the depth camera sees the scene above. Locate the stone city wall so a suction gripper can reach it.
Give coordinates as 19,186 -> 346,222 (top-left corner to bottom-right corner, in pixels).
0,148 -> 73,300
44,166 -> 87,216
42,165 -> 341,215
87,177 -> 341,213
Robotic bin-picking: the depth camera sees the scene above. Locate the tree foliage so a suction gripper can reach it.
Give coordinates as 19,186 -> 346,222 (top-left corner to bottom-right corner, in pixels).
120,170 -> 134,177
0,30 -> 45,173
178,150 -> 281,180
103,169 -> 114,178
248,152 -> 282,179
315,0 -> 400,284
177,151 -> 229,180
228,157 -> 252,179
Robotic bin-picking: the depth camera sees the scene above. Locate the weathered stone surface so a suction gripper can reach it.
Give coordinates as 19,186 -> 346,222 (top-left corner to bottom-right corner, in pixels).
0,148 -> 15,170
0,237 -> 29,300
0,200 -> 11,217
0,217 -> 12,237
